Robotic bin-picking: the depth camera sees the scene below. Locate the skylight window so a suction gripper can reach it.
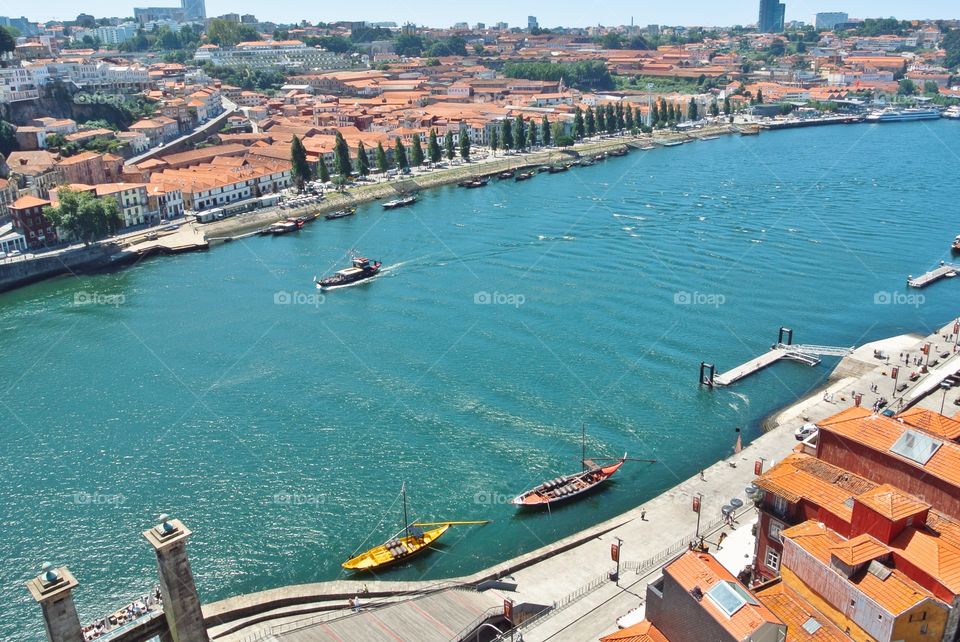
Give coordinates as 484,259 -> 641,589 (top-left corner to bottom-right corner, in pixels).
706,581 -> 749,617
802,618 -> 822,634
890,429 -> 942,466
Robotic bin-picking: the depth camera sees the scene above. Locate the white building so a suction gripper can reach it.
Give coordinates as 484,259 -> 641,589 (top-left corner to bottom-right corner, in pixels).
194,40 -> 354,71
0,67 -> 40,103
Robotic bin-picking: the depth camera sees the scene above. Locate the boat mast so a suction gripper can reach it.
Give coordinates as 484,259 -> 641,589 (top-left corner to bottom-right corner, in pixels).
402,482 -> 410,540
582,423 -> 586,472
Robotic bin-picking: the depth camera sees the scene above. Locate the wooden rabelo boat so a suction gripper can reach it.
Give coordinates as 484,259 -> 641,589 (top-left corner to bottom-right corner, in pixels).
342,484 -> 488,572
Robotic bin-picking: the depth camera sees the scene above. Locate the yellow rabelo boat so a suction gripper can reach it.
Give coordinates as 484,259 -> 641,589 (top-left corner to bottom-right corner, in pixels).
342,484 -> 488,572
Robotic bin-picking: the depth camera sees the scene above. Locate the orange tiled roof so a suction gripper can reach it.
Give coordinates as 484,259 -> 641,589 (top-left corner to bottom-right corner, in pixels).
10,195 -> 50,209
753,580 -> 848,642
896,408 -> 960,440
665,551 -> 782,640
855,484 -> 930,521
784,521 -> 940,615
828,533 -> 889,566
599,621 -> 670,642
892,528 -> 960,594
818,407 -> 960,488
753,453 -> 876,522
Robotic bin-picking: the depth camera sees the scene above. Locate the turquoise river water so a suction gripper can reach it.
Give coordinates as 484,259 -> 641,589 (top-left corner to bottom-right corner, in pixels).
1,120 -> 959,639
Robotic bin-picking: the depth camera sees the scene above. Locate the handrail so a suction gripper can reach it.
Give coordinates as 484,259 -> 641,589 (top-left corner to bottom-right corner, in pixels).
447,605 -> 505,642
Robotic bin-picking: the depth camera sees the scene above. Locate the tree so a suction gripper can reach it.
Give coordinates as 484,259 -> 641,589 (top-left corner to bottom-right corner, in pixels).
723,96 -> 732,115
605,104 -> 617,133
600,32 -> 623,49
515,115 -> 526,151
574,107 -> 585,139
500,118 -> 513,151
375,142 -> 388,173
627,35 -> 650,50
45,189 -> 123,243
585,107 -> 596,136
923,80 -> 940,95
333,131 -> 352,177
0,26 -> 16,58
458,125 -> 471,160
206,19 -> 259,46
428,129 -> 442,163
318,160 -> 330,183
596,106 -> 606,132
355,141 -> 370,176
394,138 -> 409,170
290,135 -> 312,191
395,34 -> 424,56
709,99 -> 720,117
898,78 -> 916,95
651,102 -> 660,126
615,102 -> 625,130
541,116 -> 551,146
46,133 -> 68,149
687,98 -> 699,121
490,128 -> 499,154
444,130 -> 455,160
634,107 -> 643,129
410,133 -> 425,166
624,105 -> 634,130
755,88 -> 764,104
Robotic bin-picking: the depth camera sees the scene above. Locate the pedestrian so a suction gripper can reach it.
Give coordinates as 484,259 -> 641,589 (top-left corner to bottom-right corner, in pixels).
640,510 -> 647,521
699,470 -> 705,481
717,532 -> 727,550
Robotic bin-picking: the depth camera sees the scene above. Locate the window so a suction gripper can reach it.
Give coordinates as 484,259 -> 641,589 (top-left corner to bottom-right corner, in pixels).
765,548 -> 780,571
772,495 -> 789,515
769,520 -> 784,542
921,623 -> 928,634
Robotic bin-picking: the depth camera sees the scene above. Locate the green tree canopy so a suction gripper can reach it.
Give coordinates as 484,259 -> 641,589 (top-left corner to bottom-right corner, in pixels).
394,138 -> 409,170
541,116 -> 551,146
45,189 -> 123,243
515,115 -> 526,151
897,78 -> 916,95
206,19 -> 260,46
333,131 -> 352,177
574,107 -> 585,139
458,125 -> 470,160
428,129 -> 442,163
375,142 -> 388,173
585,107 -> 596,136
443,130 -> 455,160
355,141 -> 370,176
410,133 -> 425,166
290,135 -> 312,190
502,60 -> 614,91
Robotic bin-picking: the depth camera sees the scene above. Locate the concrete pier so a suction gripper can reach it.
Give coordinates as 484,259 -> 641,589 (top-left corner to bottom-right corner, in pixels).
907,262 -> 960,288
25,564 -> 84,642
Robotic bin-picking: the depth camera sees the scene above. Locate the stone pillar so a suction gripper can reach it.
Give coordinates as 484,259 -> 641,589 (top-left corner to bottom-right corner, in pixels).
143,515 -> 209,642
25,563 -> 83,642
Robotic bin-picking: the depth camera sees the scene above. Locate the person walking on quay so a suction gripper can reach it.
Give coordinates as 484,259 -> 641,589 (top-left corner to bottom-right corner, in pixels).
717,531 -> 728,550
699,470 -> 705,481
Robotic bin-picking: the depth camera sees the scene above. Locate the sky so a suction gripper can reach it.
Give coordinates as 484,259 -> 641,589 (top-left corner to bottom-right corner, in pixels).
16,0 -> 960,27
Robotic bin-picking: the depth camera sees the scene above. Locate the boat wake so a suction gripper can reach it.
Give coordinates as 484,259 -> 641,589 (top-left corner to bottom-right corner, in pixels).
613,214 -> 646,221
537,235 -> 576,242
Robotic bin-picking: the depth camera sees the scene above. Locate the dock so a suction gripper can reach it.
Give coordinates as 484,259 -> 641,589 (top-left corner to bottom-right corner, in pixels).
907,261 -> 960,288
120,225 -> 209,256
713,350 -> 787,386
705,328 -> 853,387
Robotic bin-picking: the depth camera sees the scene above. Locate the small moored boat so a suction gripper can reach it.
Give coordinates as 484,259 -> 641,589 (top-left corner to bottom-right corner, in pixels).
514,171 -> 535,182
342,484 -> 488,572
315,256 -> 382,289
609,147 -> 628,157
383,195 -> 417,209
952,235 -> 960,254
325,208 -> 356,220
498,169 -> 516,179
463,178 -> 488,189
547,164 -> 570,173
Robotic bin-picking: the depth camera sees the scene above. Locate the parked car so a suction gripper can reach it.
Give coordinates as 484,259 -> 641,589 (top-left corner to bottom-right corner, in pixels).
795,423 -> 819,441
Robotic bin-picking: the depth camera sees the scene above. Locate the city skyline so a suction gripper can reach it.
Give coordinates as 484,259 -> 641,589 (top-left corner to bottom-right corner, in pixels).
11,0 -> 960,27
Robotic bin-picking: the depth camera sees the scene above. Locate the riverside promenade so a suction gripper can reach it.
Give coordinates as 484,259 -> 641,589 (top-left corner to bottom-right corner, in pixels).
209,319 -> 960,641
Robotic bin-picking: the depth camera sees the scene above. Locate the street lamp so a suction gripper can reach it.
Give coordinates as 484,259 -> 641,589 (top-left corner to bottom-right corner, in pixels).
941,381 -> 952,415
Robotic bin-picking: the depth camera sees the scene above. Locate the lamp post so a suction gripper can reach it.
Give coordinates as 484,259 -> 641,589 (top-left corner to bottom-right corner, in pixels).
941,381 -> 952,415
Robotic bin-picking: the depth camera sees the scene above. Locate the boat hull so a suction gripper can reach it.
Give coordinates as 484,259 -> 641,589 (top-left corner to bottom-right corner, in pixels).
512,460 -> 625,508
317,264 -> 381,289
342,525 -> 449,571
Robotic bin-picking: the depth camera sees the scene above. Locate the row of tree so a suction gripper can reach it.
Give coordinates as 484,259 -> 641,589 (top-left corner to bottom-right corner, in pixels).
290,127 -> 476,189
501,61 -> 614,91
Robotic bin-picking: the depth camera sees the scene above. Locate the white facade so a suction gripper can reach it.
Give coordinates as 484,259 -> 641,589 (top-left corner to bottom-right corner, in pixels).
0,67 -> 40,103
194,41 -> 354,71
